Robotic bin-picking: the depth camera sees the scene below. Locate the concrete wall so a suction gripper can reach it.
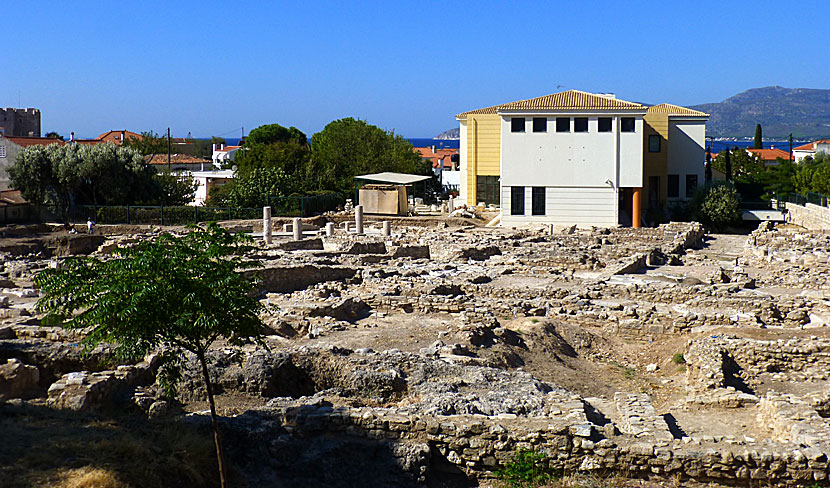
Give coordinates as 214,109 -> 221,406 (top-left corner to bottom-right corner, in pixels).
499,114 -> 642,226
786,202 -> 830,230
667,120 -> 706,201
501,186 -> 617,227
0,137 -> 24,190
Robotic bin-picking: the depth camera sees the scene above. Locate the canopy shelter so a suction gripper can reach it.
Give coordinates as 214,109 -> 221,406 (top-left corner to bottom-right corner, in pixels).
353,172 -> 433,215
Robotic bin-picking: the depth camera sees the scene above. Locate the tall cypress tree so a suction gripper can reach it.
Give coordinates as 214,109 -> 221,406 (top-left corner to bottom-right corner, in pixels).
753,124 -> 763,149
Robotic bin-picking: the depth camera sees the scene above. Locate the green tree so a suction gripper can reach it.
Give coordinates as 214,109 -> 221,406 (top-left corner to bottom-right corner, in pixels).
753,124 -> 763,149
8,142 -> 174,213
190,136 -> 226,160
123,131 -> 168,163
692,182 -> 742,230
45,131 -> 64,141
810,163 -> 830,195
35,224 -> 264,488
154,172 -> 198,205
234,138 -> 311,185
244,123 -> 307,146
309,117 -> 428,195
205,167 -> 289,208
712,147 -> 763,181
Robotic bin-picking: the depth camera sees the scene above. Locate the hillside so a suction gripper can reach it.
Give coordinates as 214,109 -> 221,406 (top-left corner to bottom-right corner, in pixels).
435,127 -> 459,140
691,86 -> 830,139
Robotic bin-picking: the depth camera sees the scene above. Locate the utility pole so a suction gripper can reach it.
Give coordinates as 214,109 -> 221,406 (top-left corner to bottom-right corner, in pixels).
789,133 -> 793,163
167,127 -> 171,172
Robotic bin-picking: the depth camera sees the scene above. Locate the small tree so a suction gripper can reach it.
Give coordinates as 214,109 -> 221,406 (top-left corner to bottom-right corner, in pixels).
35,223 -> 264,488
692,182 -> 742,230
753,124 -> 763,149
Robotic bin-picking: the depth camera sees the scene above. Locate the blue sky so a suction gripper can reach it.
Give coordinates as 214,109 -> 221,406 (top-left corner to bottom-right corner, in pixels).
3,0 -> 828,139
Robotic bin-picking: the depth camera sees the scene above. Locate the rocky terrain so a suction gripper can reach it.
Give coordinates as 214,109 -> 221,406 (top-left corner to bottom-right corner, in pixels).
2,217 -> 830,487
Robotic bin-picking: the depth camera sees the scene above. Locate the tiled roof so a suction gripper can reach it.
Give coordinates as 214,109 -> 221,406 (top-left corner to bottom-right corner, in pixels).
95,130 -> 142,143
0,189 -> 26,205
214,145 -> 241,153
457,90 -> 645,118
3,136 -> 65,148
747,148 -> 792,161
498,90 -> 645,112
647,103 -> 709,117
144,154 -> 210,165
793,142 -> 815,151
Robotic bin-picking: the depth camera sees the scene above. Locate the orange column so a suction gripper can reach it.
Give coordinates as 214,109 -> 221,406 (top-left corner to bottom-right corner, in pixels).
631,187 -> 642,229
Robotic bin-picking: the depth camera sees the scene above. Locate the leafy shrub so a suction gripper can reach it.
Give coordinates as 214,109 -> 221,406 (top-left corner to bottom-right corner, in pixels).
496,448 -> 559,488
691,182 -> 742,230
672,353 -> 686,364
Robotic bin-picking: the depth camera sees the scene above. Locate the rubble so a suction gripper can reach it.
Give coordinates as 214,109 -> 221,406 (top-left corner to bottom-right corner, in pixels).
3,218 -> 830,485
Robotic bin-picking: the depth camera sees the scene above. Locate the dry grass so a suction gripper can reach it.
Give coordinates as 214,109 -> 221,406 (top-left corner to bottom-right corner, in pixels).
0,402 -> 219,488
54,467 -> 128,488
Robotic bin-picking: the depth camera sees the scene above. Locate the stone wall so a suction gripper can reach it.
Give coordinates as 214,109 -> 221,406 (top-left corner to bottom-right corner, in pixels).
227,400 -> 830,485
786,202 -> 830,230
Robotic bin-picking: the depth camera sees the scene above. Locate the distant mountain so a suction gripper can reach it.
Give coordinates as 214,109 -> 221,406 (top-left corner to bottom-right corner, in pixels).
691,86 -> 830,139
435,128 -> 460,140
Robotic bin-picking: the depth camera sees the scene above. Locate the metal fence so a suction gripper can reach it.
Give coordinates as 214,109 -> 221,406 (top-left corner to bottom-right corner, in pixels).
265,193 -> 343,218
780,192 -> 829,208
37,193 -> 344,226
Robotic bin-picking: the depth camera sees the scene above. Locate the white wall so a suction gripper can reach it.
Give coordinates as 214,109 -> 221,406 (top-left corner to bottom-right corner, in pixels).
458,120 -> 467,203
667,120 -> 705,200
499,113 -> 643,226
501,186 -> 618,227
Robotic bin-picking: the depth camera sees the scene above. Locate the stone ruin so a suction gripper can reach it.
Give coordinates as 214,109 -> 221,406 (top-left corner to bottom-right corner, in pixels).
2,217 -> 830,486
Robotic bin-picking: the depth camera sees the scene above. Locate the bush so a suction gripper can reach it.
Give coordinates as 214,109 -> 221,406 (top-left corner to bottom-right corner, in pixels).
691,182 -> 742,230
672,353 -> 686,364
496,448 -> 559,488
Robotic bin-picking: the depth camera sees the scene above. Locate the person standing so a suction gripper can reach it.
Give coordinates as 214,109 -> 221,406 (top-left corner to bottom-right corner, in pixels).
87,217 -> 95,235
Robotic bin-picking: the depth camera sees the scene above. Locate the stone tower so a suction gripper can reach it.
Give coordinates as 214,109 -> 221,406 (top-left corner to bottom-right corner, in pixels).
0,108 -> 41,137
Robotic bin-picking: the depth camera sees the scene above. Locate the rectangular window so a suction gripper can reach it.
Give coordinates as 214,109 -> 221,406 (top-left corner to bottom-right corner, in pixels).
532,117 -> 547,133
574,118 -> 588,132
621,117 -> 635,132
532,187 -> 545,215
511,186 -> 525,215
686,174 -> 698,198
649,134 -> 661,152
667,174 -> 679,198
511,118 -> 526,133
556,117 -> 570,133
598,117 -> 612,132
0,143 -> 5,158
476,175 -> 500,206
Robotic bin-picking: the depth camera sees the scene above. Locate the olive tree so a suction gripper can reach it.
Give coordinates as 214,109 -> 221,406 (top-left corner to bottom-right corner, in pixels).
35,223 -> 264,488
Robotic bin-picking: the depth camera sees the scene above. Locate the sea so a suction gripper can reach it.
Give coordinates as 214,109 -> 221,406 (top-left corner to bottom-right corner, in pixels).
222,137 -> 801,153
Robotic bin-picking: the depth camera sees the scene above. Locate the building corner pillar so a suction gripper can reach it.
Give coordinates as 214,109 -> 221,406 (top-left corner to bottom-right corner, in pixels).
632,187 -> 642,229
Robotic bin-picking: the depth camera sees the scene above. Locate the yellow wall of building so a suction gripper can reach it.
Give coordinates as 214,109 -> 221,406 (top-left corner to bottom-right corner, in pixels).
643,113 -> 669,210
464,114 -> 501,206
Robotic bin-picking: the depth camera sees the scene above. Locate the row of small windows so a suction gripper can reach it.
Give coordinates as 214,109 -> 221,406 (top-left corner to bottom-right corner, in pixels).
667,174 -> 698,198
510,186 -> 546,216
512,117 -> 635,134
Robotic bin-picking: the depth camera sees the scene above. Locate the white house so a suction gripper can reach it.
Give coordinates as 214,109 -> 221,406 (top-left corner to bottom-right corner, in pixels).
191,170 -> 234,206
793,140 -> 830,163
457,90 -> 708,228
497,91 -> 647,227
212,144 -> 241,168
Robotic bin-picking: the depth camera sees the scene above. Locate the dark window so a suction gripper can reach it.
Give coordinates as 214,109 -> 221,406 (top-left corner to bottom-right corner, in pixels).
532,117 -> 547,133
574,118 -> 588,132
621,117 -> 635,132
649,134 -> 661,152
476,175 -> 500,206
511,186 -> 525,215
686,174 -> 698,198
598,117 -> 612,132
667,174 -> 679,198
556,117 -> 570,132
532,187 -> 545,215
511,118 -> 526,133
